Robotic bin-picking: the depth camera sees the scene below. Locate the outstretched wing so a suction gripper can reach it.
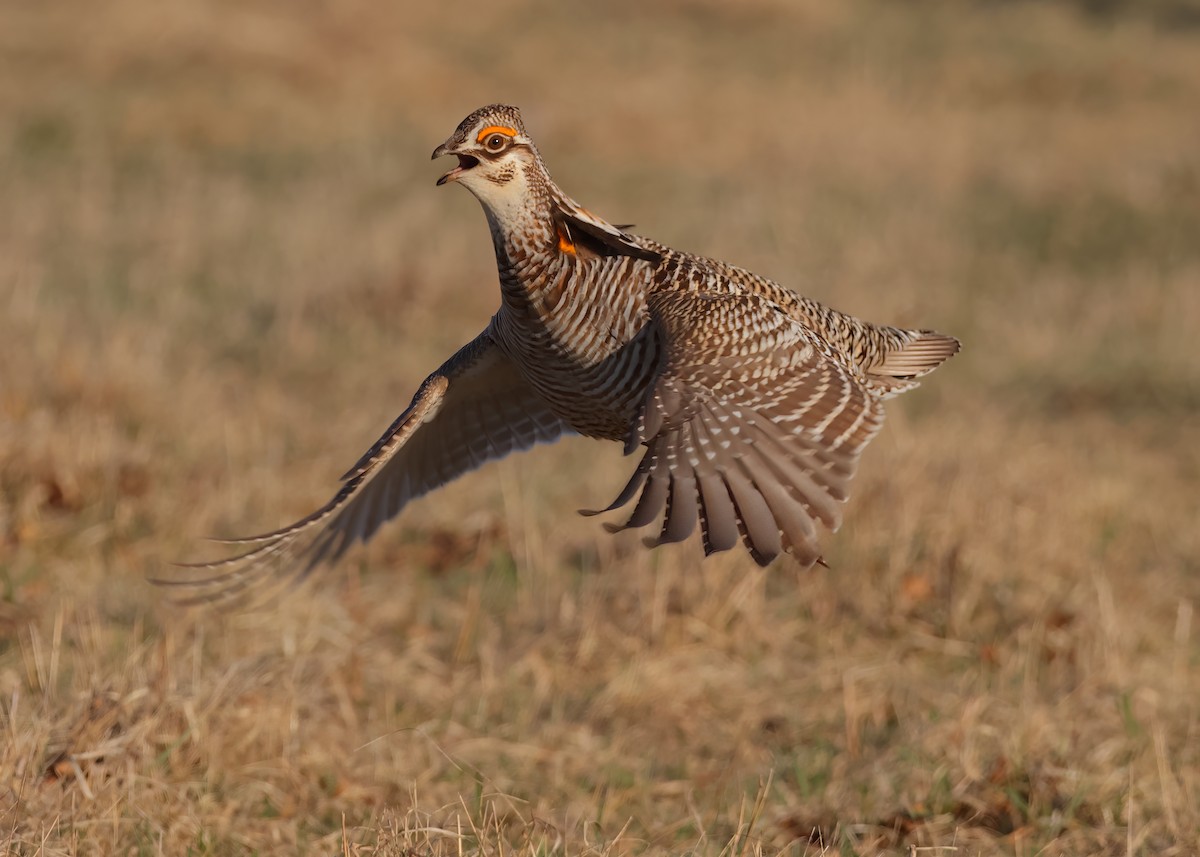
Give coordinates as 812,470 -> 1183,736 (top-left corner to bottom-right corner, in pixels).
163,329 -> 568,604
586,289 -> 885,567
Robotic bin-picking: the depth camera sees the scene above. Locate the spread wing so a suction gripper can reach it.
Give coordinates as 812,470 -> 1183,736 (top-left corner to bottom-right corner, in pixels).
585,289 -> 885,567
162,329 -> 569,604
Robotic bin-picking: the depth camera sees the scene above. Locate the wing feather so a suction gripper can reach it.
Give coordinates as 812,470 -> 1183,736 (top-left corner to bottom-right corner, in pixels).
588,289 -> 887,567
162,330 -> 568,604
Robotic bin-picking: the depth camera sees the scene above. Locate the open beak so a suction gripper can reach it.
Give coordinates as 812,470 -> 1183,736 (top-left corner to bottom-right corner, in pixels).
432,142 -> 479,186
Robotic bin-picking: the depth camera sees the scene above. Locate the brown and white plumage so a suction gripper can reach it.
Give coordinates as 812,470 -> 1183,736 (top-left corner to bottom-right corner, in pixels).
168,104 -> 959,603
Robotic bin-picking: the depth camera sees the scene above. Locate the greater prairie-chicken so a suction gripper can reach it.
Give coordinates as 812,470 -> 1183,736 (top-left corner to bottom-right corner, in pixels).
173,104 -> 959,603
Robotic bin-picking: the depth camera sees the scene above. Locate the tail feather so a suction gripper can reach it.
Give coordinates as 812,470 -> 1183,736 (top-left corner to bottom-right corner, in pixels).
864,331 -> 959,397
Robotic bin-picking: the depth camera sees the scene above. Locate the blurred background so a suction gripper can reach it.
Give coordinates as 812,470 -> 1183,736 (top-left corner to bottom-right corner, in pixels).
1,0 -> 1198,853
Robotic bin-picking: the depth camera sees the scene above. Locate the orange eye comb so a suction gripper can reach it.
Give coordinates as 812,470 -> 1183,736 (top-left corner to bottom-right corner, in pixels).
476,125 -> 518,143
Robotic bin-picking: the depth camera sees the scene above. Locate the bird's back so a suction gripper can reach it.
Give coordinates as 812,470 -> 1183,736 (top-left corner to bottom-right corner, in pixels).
491,231 -> 956,441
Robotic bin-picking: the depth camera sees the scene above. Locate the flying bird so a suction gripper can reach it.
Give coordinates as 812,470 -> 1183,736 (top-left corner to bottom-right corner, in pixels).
170,104 -> 959,603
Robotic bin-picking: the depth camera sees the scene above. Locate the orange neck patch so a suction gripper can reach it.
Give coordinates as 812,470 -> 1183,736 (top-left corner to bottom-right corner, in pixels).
475,125 -> 518,143
556,227 -> 577,256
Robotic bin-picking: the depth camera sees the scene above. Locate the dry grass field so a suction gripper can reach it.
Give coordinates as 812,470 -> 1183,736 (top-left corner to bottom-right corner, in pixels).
2,0 -> 1199,853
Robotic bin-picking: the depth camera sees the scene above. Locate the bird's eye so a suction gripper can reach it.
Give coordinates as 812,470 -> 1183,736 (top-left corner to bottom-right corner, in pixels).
485,133 -> 508,153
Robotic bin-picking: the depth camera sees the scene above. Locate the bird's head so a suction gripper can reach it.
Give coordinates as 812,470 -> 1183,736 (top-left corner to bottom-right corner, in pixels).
432,104 -> 544,216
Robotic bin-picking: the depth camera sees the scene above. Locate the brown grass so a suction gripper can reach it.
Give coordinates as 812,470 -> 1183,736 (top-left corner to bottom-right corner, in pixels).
2,0 -> 1198,853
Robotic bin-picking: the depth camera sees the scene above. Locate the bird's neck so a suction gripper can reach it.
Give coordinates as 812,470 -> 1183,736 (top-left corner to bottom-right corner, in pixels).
481,194 -> 571,319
